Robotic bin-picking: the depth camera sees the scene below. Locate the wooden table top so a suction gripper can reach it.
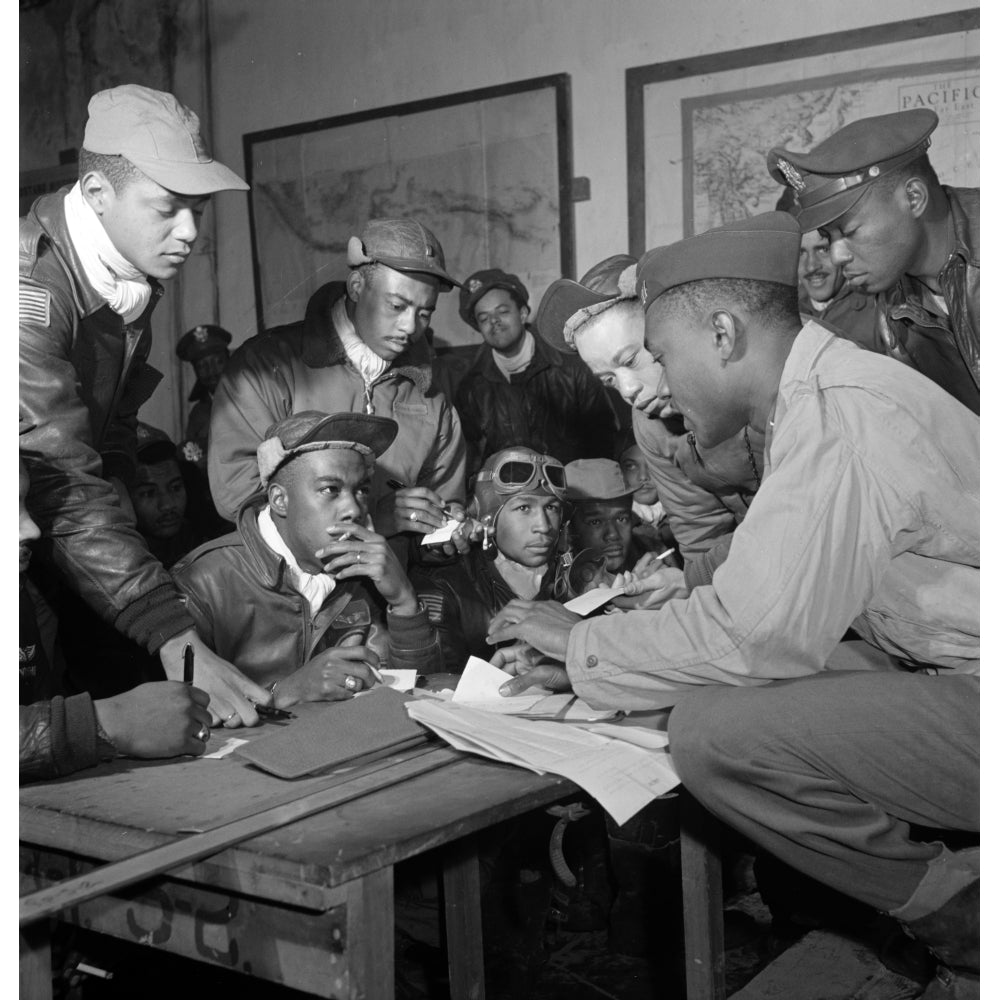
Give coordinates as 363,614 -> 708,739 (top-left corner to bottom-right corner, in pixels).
21,730 -> 575,909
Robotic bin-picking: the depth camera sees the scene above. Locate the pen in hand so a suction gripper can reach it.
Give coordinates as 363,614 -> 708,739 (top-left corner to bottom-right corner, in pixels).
183,643 -> 194,685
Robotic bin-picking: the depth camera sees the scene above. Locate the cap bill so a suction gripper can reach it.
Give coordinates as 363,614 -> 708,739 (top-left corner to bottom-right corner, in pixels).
128,154 -> 249,196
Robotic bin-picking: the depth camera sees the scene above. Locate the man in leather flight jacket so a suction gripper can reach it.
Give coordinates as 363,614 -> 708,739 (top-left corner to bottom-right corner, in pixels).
19,84 -> 267,728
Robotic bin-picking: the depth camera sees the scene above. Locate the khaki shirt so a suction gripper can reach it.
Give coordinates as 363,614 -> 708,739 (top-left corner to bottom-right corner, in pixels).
567,322 -> 979,710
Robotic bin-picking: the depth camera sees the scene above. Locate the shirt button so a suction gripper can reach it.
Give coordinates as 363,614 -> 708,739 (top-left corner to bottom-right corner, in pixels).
586,655 -> 599,669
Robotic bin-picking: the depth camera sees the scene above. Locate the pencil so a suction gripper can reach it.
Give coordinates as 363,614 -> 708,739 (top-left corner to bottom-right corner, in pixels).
183,643 -> 194,685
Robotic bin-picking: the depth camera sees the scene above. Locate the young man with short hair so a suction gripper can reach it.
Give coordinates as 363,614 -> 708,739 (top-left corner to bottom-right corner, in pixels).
175,412 -> 436,706
19,84 -> 266,729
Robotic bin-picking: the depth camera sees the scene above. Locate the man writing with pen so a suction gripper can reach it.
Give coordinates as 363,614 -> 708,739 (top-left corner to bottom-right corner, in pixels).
172,411 -> 438,707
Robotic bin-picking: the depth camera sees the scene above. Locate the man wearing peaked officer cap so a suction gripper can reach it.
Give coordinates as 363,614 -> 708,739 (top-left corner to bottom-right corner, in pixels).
488,212 -> 980,990
768,108 -> 979,414
174,411 -> 437,708
453,266 -> 615,471
18,84 -> 271,730
209,218 -> 469,555
176,323 -> 234,461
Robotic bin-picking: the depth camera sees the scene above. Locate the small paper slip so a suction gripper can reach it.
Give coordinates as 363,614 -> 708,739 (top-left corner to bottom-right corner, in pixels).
453,656 -> 616,720
584,724 -> 670,749
203,737 -> 248,759
563,585 -> 625,615
380,669 -> 417,692
420,518 -> 463,546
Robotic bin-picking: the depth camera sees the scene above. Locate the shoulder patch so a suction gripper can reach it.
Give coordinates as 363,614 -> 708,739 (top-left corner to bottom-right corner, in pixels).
19,285 -> 50,327
417,589 -> 445,623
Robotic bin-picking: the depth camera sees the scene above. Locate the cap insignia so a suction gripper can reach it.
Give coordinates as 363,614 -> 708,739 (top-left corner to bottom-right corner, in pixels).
776,158 -> 806,193
194,325 -> 209,342
467,278 -> 482,294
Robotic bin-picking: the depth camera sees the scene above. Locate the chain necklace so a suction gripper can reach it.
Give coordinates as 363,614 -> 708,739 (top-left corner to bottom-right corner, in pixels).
744,426 -> 762,490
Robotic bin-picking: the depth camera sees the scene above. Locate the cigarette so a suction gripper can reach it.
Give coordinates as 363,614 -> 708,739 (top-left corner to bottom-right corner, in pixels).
653,548 -> 676,562
76,963 -> 114,980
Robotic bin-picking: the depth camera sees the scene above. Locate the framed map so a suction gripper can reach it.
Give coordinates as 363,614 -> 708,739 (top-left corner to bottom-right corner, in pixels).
626,9 -> 979,254
243,75 -> 573,346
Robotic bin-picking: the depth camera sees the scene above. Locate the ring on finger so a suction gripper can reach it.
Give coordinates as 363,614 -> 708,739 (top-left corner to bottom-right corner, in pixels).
224,711 -> 238,723
409,511 -> 418,522
356,550 -> 362,562
197,725 -> 210,742
345,676 -> 359,691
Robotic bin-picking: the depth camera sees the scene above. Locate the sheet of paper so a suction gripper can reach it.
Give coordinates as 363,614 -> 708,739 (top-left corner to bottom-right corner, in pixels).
420,518 -> 463,546
405,699 -> 679,825
583,723 -> 670,749
563,585 -> 625,615
379,669 -> 417,692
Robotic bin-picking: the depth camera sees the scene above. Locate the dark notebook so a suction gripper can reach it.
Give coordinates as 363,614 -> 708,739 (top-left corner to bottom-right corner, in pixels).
236,686 -> 432,779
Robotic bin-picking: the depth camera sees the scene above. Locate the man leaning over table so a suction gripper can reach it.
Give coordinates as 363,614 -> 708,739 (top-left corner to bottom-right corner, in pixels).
487,213 -> 979,996
19,84 -> 270,729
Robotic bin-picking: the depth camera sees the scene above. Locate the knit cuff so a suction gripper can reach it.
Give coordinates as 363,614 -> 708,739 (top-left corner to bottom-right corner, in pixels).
113,583 -> 196,654
52,693 -> 101,776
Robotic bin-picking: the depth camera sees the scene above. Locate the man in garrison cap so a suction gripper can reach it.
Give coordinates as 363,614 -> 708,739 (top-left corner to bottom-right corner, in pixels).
768,108 -> 979,414
18,84 -> 271,728
208,218 -> 467,554
176,323 -> 233,463
453,267 -> 615,472
488,213 -> 979,990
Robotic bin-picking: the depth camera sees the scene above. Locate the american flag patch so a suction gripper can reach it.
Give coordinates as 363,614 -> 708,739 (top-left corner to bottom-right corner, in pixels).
418,590 -> 445,623
20,285 -> 50,327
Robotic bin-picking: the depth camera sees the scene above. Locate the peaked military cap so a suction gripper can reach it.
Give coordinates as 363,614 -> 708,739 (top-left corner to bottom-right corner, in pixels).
176,324 -> 232,363
766,109 -> 938,231
636,212 -> 801,312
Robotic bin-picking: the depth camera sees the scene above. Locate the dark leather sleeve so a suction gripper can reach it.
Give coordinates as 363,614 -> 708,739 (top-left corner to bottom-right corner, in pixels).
19,694 -> 100,783
19,271 -> 193,653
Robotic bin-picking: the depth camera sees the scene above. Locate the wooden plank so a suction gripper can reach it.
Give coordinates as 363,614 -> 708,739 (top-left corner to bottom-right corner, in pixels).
19,922 -> 52,1000
22,847 -> 352,998
442,835 -> 485,1000
20,746 -> 457,928
680,790 -> 726,1000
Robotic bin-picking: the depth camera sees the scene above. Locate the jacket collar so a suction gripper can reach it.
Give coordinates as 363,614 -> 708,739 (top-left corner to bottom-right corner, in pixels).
943,186 -> 979,270
234,494 -> 291,591
298,281 -> 435,394
467,324 -> 562,383
27,188 -> 163,320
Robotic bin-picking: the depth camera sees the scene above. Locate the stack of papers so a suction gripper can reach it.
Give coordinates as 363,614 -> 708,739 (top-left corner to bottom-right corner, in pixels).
407,665 -> 679,825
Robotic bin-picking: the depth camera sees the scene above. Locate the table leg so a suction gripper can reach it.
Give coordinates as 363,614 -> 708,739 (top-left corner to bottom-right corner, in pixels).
680,789 -> 726,1000
346,867 -> 395,999
20,921 -> 52,1000
441,836 -> 485,1000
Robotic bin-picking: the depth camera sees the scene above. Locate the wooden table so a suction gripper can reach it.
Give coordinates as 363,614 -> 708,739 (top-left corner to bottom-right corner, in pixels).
20,739 -> 725,999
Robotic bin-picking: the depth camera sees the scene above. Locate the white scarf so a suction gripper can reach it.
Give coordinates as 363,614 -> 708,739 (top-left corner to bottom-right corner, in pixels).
333,296 -> 390,386
494,549 -> 547,600
62,182 -> 152,324
492,329 -> 535,381
633,499 -> 665,526
258,507 -> 337,616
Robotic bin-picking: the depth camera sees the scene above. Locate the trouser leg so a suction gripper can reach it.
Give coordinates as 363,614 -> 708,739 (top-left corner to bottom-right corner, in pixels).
667,671 -> 979,914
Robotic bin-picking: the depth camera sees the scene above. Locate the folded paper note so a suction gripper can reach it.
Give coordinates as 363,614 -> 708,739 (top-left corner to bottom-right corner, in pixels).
420,518 -> 463,546
563,585 -> 625,615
